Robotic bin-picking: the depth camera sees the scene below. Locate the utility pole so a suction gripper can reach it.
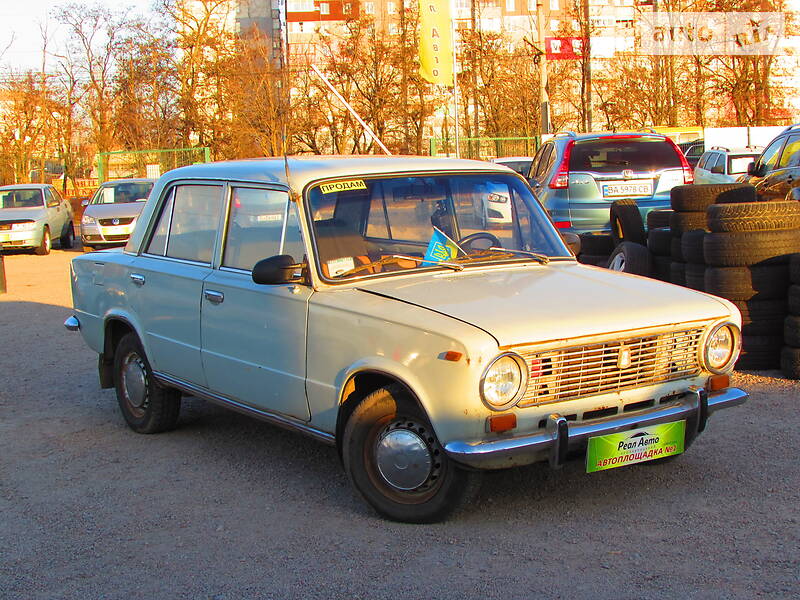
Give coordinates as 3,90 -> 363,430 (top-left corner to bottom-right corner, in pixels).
536,0 -> 550,135
581,0 -> 592,132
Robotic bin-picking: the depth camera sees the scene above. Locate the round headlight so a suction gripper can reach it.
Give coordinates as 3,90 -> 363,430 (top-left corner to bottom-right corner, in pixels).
704,323 -> 740,373
480,353 -> 527,410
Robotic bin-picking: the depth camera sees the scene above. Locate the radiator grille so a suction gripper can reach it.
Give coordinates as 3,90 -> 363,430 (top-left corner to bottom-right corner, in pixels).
99,217 -> 135,226
516,327 -> 705,407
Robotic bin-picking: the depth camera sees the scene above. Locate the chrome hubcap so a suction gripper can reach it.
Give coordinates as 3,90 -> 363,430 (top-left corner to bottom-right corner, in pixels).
122,353 -> 147,409
375,426 -> 433,491
609,253 -> 625,271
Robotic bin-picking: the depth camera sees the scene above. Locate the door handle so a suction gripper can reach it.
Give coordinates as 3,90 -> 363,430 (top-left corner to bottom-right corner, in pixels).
204,290 -> 224,304
130,273 -> 145,286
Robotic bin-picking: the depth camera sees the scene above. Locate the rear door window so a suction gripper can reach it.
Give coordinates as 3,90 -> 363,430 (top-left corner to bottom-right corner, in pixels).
569,138 -> 681,173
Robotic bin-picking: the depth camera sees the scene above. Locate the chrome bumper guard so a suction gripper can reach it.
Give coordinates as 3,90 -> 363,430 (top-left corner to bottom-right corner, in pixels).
64,315 -> 80,331
444,386 -> 748,470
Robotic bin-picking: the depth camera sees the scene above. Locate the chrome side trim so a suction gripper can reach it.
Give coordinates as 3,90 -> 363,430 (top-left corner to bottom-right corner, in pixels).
444,387 -> 748,470
64,315 -> 80,331
153,371 -> 335,445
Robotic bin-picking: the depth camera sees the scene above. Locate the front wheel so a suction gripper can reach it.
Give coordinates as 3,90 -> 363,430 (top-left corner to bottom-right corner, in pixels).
60,224 -> 75,249
113,333 -> 181,433
34,227 -> 51,255
342,385 -> 479,523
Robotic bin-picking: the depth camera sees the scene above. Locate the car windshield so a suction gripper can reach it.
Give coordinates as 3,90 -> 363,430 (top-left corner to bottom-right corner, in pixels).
569,137 -> 682,173
0,189 -> 44,209
91,182 -> 153,205
307,172 -> 570,281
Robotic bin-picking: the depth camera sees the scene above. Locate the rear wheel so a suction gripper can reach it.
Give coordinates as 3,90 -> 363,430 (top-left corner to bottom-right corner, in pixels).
59,224 -> 75,249
113,333 -> 181,433
342,385 -> 478,523
34,227 -> 51,255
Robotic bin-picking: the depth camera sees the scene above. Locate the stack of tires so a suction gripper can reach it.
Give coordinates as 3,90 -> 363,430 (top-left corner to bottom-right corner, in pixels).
781,254 -> 800,379
646,210 -> 672,281
703,200 -> 800,370
577,232 -> 615,266
605,199 -> 651,275
668,185 -> 723,287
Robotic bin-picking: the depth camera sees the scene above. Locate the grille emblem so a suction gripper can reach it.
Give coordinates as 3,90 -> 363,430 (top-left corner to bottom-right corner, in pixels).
112,218 -> 120,225
617,346 -> 632,370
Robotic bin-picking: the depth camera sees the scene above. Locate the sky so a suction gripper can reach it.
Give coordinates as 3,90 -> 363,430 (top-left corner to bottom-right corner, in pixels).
0,0 -> 156,72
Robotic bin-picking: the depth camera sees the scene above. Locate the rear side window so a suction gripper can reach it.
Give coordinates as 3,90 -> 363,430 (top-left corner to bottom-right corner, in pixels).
146,184 -> 223,263
569,138 -> 681,173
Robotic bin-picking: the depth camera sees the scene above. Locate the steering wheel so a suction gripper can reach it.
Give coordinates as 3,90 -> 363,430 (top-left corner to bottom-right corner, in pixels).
457,231 -> 501,250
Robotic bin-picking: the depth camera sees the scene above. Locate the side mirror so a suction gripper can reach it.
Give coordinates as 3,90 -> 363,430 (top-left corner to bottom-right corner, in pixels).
746,161 -> 758,176
252,254 -> 304,285
710,165 -> 724,174
81,199 -> 89,207
560,232 -> 581,255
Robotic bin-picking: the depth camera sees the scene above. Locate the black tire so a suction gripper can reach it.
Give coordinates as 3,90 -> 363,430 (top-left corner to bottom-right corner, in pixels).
652,255 -> 672,281
34,226 -> 51,256
703,229 -> 800,267
606,241 -> 651,276
684,263 -> 705,291
59,224 -> 75,249
342,385 -> 479,523
733,300 -> 788,336
579,232 -> 615,256
577,253 -> 610,267
784,315 -> 800,347
670,237 -> 684,262
736,335 -> 783,370
113,332 -> 181,434
669,211 -> 706,236
681,230 -> 706,264
609,199 -> 647,246
670,183 -> 755,211
647,227 -> 672,256
707,200 -> 800,233
704,265 -> 789,301
791,254 -> 800,284
670,261 -> 686,286
789,285 -> 800,315
646,209 -> 672,230
780,346 -> 800,379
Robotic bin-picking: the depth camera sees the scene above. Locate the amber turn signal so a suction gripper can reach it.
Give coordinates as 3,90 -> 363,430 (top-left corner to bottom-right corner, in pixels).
707,374 -> 729,392
488,413 -> 517,433
442,351 -> 462,362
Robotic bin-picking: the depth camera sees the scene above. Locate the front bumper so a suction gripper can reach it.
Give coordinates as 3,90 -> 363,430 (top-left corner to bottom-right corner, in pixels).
444,386 -> 748,470
81,221 -> 135,246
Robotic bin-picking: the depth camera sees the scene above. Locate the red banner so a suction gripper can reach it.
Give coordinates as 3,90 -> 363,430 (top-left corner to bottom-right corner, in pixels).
545,37 -> 585,60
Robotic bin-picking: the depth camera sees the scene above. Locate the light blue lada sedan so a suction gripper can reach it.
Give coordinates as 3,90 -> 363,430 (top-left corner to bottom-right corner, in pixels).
66,156 -> 748,522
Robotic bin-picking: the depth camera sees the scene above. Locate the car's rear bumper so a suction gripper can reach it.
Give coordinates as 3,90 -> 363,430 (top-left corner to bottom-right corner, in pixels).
0,230 -> 41,248
444,386 -> 747,470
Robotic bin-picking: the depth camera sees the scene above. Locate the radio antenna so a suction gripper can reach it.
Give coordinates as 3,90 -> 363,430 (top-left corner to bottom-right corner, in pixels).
310,63 -> 392,155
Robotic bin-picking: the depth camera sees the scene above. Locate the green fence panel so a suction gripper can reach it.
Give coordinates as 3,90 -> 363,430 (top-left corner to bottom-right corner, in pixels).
427,137 -> 540,160
95,147 -> 211,183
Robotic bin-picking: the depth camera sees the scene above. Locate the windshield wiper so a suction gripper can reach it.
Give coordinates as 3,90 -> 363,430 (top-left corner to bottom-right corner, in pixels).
487,247 -> 550,264
332,254 -> 463,278
390,254 -> 464,271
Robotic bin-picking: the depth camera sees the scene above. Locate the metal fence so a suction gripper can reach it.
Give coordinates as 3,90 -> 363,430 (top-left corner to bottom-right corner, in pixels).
428,136 -> 540,160
96,147 -> 211,183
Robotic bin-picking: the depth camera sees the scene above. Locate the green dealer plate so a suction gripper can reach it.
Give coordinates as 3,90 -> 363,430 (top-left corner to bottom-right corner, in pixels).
586,420 -> 686,473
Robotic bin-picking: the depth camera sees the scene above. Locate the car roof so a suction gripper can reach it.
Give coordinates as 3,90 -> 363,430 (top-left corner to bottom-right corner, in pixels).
0,184 -> 51,191
552,132 -> 669,142
491,156 -> 534,162
100,178 -> 156,186
160,156 -> 512,191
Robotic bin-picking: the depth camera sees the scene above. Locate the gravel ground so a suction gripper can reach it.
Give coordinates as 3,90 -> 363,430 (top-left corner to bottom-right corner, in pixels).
1,249 -> 798,600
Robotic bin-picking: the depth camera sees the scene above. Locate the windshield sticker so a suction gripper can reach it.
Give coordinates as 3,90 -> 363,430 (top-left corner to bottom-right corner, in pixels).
102,188 -> 116,204
422,227 -> 462,266
320,180 -> 367,194
326,256 -> 356,277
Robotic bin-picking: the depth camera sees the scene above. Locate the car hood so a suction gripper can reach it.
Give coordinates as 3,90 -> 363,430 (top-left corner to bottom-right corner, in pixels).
83,203 -> 146,219
0,207 -> 46,221
356,262 -> 735,347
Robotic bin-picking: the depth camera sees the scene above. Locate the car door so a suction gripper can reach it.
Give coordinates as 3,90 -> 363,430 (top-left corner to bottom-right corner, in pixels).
748,136 -> 787,200
200,185 -> 312,421
43,188 -> 66,236
129,182 -> 225,387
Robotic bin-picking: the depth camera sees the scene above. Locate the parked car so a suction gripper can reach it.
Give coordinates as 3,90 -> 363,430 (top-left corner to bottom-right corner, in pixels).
527,132 -> 694,234
490,156 -> 535,176
694,147 -> 763,184
80,178 -> 155,250
65,156 -> 747,523
679,140 -> 705,167
739,124 -> 800,200
0,184 -> 75,254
